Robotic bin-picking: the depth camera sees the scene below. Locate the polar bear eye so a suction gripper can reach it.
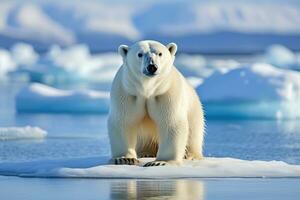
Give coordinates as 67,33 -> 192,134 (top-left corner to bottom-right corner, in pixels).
158,52 -> 162,57
138,53 -> 143,58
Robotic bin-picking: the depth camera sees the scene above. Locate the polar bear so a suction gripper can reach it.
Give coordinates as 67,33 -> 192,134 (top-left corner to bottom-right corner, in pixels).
108,40 -> 204,167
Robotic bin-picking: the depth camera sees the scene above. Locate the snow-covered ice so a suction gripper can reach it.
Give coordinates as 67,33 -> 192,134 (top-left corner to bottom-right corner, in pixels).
47,45 -> 121,88
16,83 -> 109,113
175,54 -> 240,79
10,44 -> 121,88
197,63 -> 300,119
199,63 -> 300,102
264,45 -> 298,69
0,126 -> 47,140
0,156 -> 299,178
9,44 -> 240,88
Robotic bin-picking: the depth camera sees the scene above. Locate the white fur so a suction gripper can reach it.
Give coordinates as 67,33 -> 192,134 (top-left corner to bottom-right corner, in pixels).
108,40 -> 205,165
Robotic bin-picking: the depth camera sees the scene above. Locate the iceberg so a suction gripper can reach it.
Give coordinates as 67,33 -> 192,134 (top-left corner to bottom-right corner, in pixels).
176,54 -> 240,79
0,156 -> 299,178
197,63 -> 300,119
264,45 -> 297,69
9,45 -> 84,84
16,83 -> 110,113
9,60 -> 78,85
47,45 -> 121,88
10,44 -> 121,89
0,126 -> 47,140
48,44 -> 92,75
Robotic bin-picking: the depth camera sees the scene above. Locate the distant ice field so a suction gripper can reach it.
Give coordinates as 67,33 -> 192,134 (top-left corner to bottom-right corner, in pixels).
1,43 -> 300,119
1,47 -> 300,180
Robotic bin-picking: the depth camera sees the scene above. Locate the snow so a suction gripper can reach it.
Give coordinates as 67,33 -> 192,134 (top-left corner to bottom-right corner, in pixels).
0,156 -> 299,178
198,63 -> 300,102
0,126 -> 47,140
16,83 -> 109,113
197,63 -> 300,119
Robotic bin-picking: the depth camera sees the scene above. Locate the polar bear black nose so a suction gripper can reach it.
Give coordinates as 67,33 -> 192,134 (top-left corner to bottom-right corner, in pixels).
147,64 -> 158,74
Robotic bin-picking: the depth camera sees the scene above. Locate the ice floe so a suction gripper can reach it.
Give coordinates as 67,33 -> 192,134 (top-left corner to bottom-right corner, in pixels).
16,83 -> 109,113
0,156 -> 299,178
197,63 -> 300,119
0,126 -> 47,140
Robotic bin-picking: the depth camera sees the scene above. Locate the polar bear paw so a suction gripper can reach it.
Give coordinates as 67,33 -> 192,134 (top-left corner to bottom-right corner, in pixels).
113,157 -> 140,165
143,161 -> 167,167
138,152 -> 156,158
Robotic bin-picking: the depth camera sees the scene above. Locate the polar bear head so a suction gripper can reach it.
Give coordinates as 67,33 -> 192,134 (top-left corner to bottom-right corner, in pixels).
118,40 -> 177,77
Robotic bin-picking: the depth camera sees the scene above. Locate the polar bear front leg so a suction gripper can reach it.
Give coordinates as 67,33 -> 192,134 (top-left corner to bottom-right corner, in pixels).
158,117 -> 188,162
144,116 -> 189,167
108,118 -> 139,165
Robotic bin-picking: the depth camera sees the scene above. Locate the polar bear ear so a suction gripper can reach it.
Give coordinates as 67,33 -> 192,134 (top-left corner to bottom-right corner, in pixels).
167,43 -> 177,56
118,45 -> 129,59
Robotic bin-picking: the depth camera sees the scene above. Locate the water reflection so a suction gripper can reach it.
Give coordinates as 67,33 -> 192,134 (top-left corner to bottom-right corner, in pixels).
110,179 -> 204,200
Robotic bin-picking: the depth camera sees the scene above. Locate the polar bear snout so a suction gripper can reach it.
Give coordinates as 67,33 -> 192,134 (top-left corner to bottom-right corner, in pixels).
146,64 -> 158,75
143,63 -> 158,77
